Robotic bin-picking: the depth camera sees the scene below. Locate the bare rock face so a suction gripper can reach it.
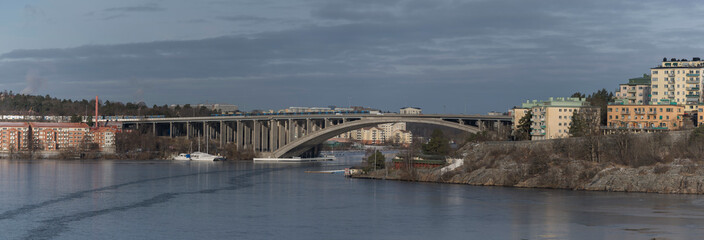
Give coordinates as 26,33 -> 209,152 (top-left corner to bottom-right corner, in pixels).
440,158 -> 704,194
584,164 -> 704,194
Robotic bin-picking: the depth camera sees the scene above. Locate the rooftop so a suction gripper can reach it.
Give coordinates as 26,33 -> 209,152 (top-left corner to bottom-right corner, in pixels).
29,122 -> 89,128
0,122 -> 29,128
624,74 -> 651,85
521,97 -> 589,108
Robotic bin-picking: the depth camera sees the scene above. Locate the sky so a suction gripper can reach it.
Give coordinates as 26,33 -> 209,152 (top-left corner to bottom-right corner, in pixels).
1,0 -> 703,114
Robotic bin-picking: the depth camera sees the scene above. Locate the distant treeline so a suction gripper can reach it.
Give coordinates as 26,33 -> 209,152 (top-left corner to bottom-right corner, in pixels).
0,90 -> 216,117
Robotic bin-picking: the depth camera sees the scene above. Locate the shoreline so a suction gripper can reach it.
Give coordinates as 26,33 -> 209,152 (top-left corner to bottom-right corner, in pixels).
352,157 -> 704,195
351,169 -> 704,195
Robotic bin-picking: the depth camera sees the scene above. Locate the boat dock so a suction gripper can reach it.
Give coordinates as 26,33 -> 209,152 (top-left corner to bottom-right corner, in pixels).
253,156 -> 335,163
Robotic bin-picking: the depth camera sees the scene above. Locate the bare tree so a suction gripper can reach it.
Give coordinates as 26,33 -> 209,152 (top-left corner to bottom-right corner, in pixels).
570,107 -> 602,162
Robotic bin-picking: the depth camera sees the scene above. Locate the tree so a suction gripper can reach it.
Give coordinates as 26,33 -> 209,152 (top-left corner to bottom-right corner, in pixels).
571,92 -> 586,99
515,110 -> 532,140
691,125 -> 704,141
586,89 -> 613,126
569,107 -> 602,162
422,129 -> 450,155
70,115 -> 82,123
365,150 -> 386,171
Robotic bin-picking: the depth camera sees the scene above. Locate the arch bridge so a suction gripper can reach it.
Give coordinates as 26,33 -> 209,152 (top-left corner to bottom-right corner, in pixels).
118,114 -> 512,158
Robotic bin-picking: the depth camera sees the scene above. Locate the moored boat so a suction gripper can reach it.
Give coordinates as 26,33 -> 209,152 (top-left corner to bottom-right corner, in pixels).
173,153 -> 191,160
189,152 -> 226,161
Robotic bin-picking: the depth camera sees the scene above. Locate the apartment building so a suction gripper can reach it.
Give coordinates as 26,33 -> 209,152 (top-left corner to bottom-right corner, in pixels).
696,104 -> 704,126
650,58 -> 704,112
0,122 -> 30,152
89,127 -> 118,152
606,103 -> 684,131
514,97 -> 597,140
400,107 -> 422,114
29,122 -> 90,151
336,122 -> 413,145
355,127 -> 385,144
614,75 -> 651,104
390,130 -> 412,146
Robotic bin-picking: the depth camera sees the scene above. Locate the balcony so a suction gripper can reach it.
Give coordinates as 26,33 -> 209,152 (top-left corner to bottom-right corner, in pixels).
668,93 -> 675,98
687,73 -> 700,77
668,72 -> 675,77
626,95 -> 637,100
687,87 -> 700,91
668,86 -> 675,90
686,94 -> 700,98
686,79 -> 699,84
627,88 -> 637,93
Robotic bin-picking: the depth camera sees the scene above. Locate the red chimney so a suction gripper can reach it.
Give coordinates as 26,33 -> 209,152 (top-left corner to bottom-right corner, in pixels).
95,96 -> 99,128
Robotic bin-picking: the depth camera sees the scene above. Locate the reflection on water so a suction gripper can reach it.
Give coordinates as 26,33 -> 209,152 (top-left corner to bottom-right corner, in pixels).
1,153 -> 704,240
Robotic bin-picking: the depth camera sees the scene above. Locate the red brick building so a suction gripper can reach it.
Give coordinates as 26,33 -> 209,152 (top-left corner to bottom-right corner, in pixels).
89,127 -> 119,151
0,122 -> 30,152
29,122 -> 90,151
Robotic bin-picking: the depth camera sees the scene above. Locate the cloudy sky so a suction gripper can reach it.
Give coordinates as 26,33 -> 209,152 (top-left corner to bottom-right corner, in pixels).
0,0 -> 701,113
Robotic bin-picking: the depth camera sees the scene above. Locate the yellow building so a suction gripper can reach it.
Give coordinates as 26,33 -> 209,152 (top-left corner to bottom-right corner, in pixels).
614,75 -> 651,104
511,108 -> 529,131
513,97 -> 597,140
650,58 -> 703,112
336,122 -> 412,145
606,103 -> 684,130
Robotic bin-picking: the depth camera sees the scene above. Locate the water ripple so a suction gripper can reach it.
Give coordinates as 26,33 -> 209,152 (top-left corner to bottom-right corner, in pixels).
0,169 -> 242,221
22,168 -> 278,240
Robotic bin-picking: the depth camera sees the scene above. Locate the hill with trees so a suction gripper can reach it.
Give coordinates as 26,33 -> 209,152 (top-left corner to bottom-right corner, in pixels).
0,90 -> 216,117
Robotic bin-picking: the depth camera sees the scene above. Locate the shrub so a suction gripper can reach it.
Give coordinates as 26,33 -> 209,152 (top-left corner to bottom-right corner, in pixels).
653,164 -> 670,174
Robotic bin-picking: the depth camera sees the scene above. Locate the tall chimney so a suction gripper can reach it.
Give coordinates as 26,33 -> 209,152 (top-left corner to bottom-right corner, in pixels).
95,96 -> 98,128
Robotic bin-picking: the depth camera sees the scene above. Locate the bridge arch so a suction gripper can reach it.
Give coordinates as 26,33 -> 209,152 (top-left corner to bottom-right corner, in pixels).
268,118 -> 480,158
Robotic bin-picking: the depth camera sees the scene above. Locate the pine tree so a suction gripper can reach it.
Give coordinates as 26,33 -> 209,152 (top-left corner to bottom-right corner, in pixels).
422,129 -> 450,155
516,110 -> 533,140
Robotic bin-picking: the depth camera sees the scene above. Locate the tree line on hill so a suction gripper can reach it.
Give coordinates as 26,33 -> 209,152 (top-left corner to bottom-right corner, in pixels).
0,90 -> 217,117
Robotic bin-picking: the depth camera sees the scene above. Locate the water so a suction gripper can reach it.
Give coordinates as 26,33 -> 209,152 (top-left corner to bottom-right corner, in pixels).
1,152 -> 704,239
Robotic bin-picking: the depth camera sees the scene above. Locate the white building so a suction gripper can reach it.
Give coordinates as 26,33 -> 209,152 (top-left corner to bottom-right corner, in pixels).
400,107 -> 422,115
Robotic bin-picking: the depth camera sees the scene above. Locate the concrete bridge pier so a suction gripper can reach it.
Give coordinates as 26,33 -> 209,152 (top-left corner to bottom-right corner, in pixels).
242,121 -> 250,150
186,122 -> 190,140
287,119 -> 294,143
252,120 -> 259,151
236,120 -> 243,149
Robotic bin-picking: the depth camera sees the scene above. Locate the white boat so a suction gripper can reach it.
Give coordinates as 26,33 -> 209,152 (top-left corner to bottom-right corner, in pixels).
189,152 -> 226,161
173,153 -> 191,160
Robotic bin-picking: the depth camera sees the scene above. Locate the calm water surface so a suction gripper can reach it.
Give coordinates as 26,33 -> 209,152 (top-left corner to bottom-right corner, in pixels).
1,151 -> 704,240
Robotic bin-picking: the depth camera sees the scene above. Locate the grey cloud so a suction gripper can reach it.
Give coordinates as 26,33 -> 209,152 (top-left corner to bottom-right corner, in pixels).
24,4 -> 44,17
215,15 -> 270,22
312,2 -> 398,21
0,0 -> 700,113
102,14 -> 126,21
104,3 -> 164,12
